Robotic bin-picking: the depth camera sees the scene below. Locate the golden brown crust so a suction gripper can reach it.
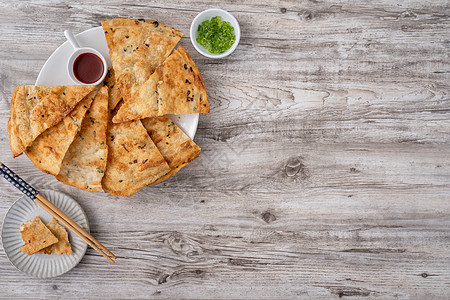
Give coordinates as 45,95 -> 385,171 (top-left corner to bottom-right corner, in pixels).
157,46 -> 209,115
111,69 -> 160,122
37,218 -> 72,255
56,86 -> 109,191
102,18 -> 182,105
25,89 -> 97,176
20,216 -> 58,255
113,46 -> 209,122
102,110 -> 170,196
8,85 -> 28,157
8,85 -> 96,157
141,116 -> 201,184
9,85 -> 54,157
103,69 -> 122,110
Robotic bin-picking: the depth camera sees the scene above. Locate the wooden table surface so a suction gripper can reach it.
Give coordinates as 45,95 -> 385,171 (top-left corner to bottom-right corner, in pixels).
0,0 -> 449,299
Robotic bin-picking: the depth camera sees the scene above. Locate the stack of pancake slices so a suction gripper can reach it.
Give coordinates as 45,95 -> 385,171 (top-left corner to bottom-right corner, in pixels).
8,18 -> 209,197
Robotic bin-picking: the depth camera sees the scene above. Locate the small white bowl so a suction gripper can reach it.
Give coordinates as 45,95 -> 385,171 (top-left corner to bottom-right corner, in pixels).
67,47 -> 107,85
190,8 -> 240,58
64,30 -> 108,85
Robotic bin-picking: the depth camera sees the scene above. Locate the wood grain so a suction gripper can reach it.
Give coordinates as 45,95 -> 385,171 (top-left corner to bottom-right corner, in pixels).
0,0 -> 449,299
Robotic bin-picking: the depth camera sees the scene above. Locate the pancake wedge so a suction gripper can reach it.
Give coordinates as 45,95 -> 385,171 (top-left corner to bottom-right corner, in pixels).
56,86 -> 109,191
20,216 -> 58,255
113,46 -> 209,122
103,69 -> 122,110
102,105 -> 170,196
141,116 -> 201,184
102,18 -> 182,107
37,218 -> 72,255
8,85 -> 96,157
25,89 -> 97,176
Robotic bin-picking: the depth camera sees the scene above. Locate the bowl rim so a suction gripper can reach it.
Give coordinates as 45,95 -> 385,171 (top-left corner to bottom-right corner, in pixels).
190,8 -> 240,59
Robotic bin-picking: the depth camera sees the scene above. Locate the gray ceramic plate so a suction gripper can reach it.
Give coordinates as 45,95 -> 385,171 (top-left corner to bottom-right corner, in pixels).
2,190 -> 89,278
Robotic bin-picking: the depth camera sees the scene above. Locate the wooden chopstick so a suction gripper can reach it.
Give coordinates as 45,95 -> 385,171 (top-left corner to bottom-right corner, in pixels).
0,162 -> 115,263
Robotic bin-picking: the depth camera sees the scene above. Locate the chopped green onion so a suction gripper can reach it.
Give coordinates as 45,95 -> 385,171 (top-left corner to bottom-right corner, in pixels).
197,16 -> 236,54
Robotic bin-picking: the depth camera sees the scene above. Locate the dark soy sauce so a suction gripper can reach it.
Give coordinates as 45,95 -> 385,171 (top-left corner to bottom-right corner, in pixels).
73,53 -> 104,84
